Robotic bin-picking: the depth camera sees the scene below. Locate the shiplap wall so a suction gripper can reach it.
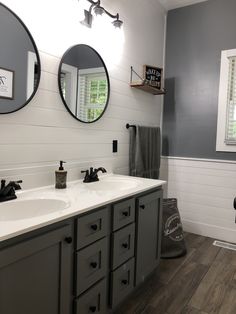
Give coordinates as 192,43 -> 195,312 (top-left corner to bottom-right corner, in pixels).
160,157 -> 236,242
0,0 -> 166,189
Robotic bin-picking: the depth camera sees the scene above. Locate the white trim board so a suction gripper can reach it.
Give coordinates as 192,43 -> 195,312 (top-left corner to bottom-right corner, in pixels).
183,220 -> 236,244
162,155 -> 236,165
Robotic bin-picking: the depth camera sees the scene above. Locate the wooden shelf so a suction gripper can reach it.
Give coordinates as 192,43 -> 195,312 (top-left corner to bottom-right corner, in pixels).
130,82 -> 166,95
130,66 -> 166,95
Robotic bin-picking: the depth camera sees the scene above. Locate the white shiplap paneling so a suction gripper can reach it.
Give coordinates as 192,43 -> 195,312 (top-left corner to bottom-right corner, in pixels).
0,0 -> 166,189
160,156 -> 236,243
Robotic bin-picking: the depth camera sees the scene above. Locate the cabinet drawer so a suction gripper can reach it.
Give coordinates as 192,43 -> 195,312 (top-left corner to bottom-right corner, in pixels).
110,258 -> 134,308
111,224 -> 135,270
76,238 -> 108,296
112,198 -> 135,231
77,207 -> 108,250
75,279 -> 107,314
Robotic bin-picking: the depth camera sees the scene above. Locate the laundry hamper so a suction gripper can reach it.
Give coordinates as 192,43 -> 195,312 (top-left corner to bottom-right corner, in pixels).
161,198 -> 187,258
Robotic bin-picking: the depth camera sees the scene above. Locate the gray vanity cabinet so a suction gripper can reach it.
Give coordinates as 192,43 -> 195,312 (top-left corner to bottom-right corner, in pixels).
0,187 -> 163,314
73,190 -> 163,312
136,190 -> 163,286
0,224 -> 73,314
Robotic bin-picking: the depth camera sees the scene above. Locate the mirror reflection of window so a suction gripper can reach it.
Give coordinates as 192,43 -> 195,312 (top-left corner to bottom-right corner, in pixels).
61,64 -> 77,115
78,68 -> 108,122
27,51 -> 38,98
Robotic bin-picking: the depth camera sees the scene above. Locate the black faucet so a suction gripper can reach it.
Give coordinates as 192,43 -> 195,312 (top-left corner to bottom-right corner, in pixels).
81,167 -> 107,183
0,180 -> 22,202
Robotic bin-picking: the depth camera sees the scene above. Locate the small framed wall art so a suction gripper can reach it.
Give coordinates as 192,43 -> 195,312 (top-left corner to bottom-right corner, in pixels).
143,65 -> 163,89
0,67 -> 14,99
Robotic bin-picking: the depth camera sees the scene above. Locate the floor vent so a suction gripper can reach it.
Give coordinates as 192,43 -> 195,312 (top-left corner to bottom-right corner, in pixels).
213,240 -> 236,251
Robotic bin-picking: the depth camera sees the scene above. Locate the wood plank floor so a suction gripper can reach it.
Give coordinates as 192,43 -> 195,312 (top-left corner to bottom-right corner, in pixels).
115,232 -> 236,314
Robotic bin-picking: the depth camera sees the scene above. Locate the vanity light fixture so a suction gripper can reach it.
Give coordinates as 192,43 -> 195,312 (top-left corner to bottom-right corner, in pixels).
80,0 -> 123,28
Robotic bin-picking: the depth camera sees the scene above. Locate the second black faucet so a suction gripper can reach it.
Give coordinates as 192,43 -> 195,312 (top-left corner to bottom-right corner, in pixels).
0,179 -> 22,202
81,167 -> 107,183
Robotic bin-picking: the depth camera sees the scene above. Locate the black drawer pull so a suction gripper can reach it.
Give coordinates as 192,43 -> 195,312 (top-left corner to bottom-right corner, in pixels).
121,279 -> 128,285
122,211 -> 129,217
90,224 -> 98,231
90,262 -> 98,269
122,243 -> 128,249
140,205 -> 145,209
89,306 -> 97,312
64,237 -> 73,244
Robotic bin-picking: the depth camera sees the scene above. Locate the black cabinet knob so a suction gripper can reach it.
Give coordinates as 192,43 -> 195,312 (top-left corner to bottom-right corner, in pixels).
140,205 -> 145,209
90,262 -> 98,269
121,279 -> 128,285
234,197 -> 236,210
64,237 -> 72,244
122,243 -> 128,249
89,306 -> 97,312
90,224 -> 98,231
122,211 -> 129,217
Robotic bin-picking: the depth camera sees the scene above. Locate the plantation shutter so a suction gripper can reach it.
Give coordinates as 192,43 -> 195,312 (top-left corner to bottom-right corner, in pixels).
78,72 -> 108,122
225,56 -> 236,144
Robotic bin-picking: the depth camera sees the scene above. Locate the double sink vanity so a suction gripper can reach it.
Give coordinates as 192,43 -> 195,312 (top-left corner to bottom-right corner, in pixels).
0,3 -> 165,313
0,174 -> 165,314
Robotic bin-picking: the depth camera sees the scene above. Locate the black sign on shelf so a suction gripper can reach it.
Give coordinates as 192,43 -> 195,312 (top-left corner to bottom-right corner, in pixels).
144,65 -> 162,89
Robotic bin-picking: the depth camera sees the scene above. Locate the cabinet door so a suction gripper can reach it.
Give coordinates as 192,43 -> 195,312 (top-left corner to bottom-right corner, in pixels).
0,224 -> 73,314
136,190 -> 163,286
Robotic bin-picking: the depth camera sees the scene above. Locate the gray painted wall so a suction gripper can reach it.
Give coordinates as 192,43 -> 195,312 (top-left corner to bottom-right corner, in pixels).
0,5 -> 36,113
162,0 -> 236,159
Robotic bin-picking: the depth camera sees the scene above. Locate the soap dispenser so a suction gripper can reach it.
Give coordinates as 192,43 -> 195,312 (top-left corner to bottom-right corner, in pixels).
55,161 -> 67,189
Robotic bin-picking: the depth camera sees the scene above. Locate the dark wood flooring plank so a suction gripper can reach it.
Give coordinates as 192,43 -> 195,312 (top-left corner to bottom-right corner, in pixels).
181,305 -> 208,314
218,285 -> 236,314
150,261 -> 208,314
188,237 -> 220,266
158,248 -> 196,284
184,233 -> 208,250
201,283 -> 226,314
190,261 -> 236,311
215,248 -> 236,266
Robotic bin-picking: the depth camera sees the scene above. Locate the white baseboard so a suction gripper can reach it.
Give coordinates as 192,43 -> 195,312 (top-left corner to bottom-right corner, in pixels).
183,219 -> 236,244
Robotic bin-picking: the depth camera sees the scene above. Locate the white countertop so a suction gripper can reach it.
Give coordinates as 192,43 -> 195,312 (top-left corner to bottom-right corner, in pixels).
0,174 -> 166,242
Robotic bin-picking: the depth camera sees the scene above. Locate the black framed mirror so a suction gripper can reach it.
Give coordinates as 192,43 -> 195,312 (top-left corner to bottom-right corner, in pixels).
0,3 -> 41,114
58,44 -> 110,123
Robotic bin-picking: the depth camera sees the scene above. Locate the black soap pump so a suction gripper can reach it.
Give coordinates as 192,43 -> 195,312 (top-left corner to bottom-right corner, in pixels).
55,161 -> 67,189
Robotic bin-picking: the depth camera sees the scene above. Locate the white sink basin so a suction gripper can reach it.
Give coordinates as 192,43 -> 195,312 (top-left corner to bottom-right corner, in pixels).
0,199 -> 69,221
84,176 -> 141,192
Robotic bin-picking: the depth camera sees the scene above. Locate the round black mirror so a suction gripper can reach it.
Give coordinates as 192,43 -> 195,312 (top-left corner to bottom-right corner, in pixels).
0,3 -> 41,114
58,44 -> 110,123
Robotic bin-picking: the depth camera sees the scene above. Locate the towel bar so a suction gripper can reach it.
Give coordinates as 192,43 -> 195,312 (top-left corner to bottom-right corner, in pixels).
126,123 -> 136,129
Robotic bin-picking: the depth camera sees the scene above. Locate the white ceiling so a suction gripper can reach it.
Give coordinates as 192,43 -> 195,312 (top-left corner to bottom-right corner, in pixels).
158,0 -> 208,10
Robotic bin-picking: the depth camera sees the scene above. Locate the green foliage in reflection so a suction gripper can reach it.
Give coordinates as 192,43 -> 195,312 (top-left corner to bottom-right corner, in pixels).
89,80 -> 107,105
87,79 -> 108,121
87,108 -> 104,121
233,121 -> 236,137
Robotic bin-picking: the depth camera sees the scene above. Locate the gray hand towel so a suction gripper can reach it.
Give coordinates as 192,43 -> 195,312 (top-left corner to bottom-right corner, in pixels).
129,125 -> 161,179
